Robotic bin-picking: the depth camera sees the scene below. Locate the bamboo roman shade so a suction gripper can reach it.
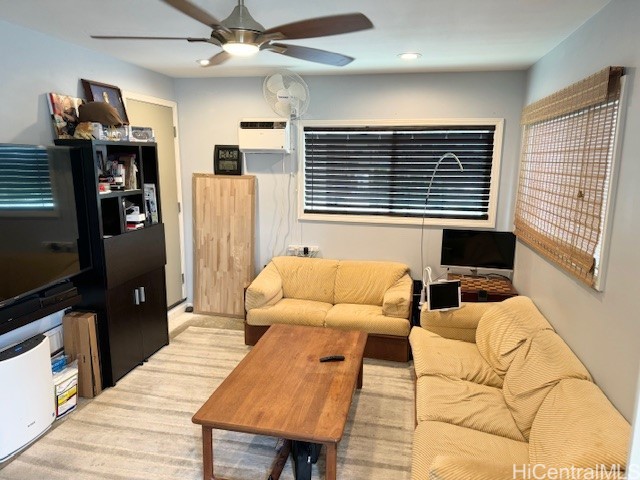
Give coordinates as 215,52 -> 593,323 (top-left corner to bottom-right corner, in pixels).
514,67 -> 623,288
303,125 -> 497,220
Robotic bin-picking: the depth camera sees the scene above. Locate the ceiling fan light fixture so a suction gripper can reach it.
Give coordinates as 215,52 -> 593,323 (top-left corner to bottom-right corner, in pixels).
222,42 -> 259,56
398,52 -> 422,61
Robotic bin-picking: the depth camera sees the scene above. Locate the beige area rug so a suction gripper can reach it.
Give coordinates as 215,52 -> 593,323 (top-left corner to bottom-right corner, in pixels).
0,326 -> 414,480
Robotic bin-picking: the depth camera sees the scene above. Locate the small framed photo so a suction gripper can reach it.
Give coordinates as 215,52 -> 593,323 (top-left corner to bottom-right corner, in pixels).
47,92 -> 84,139
214,145 -> 242,175
81,79 -> 129,124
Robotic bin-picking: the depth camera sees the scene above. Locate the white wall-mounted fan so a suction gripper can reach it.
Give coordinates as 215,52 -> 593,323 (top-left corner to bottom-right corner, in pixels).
263,71 -> 310,119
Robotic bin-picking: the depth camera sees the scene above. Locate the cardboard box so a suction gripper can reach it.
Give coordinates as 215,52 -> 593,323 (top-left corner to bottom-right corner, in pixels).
62,312 -> 102,398
53,363 -> 78,418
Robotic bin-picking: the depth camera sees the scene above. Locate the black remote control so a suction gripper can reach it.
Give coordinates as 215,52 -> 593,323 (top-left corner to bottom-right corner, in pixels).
320,355 -> 345,362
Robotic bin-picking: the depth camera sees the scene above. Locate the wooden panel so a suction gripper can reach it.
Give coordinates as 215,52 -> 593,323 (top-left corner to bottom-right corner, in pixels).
193,174 -> 255,317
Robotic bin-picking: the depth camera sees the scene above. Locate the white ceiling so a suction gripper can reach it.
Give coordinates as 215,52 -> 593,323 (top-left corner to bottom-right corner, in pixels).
0,0 -> 611,78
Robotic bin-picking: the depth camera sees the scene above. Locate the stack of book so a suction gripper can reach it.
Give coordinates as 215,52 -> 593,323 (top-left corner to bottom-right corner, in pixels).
126,211 -> 145,231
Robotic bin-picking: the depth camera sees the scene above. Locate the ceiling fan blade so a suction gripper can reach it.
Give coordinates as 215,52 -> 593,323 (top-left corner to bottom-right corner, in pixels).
202,51 -> 232,67
91,35 -> 211,42
162,0 -> 227,31
269,43 -> 354,66
263,13 -> 373,40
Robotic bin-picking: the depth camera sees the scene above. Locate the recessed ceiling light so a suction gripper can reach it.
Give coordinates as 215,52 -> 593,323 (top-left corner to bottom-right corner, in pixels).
196,59 -> 211,66
398,52 -> 422,61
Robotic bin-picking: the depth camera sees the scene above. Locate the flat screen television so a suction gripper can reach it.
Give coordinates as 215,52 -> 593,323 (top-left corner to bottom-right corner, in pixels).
440,229 -> 516,272
0,144 -> 91,308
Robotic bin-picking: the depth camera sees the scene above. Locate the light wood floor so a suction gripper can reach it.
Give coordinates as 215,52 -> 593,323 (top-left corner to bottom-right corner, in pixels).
169,311 -> 244,339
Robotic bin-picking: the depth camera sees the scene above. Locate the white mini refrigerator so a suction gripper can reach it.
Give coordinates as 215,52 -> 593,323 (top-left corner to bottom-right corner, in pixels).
0,334 -> 55,462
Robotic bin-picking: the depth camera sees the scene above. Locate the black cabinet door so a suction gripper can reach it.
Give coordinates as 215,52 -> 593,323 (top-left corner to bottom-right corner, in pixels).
106,278 -> 144,383
138,268 -> 169,359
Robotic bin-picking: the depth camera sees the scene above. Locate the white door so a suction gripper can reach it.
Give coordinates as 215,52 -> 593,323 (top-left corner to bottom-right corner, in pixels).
124,95 -> 186,308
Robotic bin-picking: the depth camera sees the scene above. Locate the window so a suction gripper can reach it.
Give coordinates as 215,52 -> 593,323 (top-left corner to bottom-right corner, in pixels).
515,67 -> 624,290
301,119 -> 503,227
0,145 -> 54,213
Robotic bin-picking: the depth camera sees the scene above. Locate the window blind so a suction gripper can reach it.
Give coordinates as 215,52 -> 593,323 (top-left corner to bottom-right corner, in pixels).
515,67 -> 623,288
303,125 -> 496,220
0,145 -> 54,211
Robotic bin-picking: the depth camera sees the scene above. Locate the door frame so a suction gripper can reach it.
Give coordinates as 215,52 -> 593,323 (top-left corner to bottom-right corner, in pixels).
122,91 -> 187,302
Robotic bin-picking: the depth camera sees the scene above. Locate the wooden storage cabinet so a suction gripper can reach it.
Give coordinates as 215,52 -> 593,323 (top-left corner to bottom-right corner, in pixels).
55,139 -> 169,387
192,174 -> 255,317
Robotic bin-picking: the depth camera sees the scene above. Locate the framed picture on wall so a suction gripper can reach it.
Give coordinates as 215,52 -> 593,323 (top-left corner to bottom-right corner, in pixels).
81,79 -> 129,124
213,145 -> 242,175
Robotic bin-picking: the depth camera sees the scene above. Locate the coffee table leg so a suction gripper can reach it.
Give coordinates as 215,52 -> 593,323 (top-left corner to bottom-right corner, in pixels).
202,426 -> 215,480
325,442 -> 337,480
357,358 -> 363,389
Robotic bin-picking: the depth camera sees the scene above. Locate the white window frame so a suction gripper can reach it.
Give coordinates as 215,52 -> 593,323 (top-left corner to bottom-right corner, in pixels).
297,118 -> 504,228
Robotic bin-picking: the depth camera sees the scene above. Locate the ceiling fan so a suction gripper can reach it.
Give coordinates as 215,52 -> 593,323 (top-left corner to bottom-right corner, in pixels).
92,0 -> 373,67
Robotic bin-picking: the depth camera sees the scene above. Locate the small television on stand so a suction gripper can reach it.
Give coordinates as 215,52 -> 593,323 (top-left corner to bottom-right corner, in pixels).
0,144 -> 91,333
440,229 -> 516,277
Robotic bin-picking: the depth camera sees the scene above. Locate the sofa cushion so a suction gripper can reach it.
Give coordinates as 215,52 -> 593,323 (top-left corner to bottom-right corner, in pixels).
325,304 -> 410,336
412,421 -> 528,480
409,327 -> 503,388
427,456 -> 523,480
416,375 -> 525,441
503,330 -> 592,440
476,296 -> 553,377
245,298 -> 331,327
529,378 -> 630,469
421,302 -> 496,343
334,260 -> 408,306
271,256 -> 338,304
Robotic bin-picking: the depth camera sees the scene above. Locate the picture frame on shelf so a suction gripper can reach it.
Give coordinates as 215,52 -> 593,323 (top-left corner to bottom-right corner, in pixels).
213,145 -> 242,175
81,79 -> 129,125
47,93 -> 85,139
144,183 -> 159,224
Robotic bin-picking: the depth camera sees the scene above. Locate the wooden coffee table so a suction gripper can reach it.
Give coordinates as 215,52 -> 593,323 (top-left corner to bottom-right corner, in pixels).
192,323 -> 368,480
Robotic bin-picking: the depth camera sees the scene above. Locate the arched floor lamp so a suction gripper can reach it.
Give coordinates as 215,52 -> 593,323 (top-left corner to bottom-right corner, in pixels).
419,152 -> 464,305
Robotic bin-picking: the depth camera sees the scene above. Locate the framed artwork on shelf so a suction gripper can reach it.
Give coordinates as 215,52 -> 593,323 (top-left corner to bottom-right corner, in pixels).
213,145 -> 242,175
144,183 -> 159,224
47,93 -> 84,139
81,79 -> 129,124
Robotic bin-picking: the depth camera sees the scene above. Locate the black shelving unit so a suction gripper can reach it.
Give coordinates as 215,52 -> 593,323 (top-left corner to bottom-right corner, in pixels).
55,139 -> 169,387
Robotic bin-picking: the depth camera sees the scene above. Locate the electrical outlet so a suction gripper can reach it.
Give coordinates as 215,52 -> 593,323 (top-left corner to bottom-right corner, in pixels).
287,244 -> 319,257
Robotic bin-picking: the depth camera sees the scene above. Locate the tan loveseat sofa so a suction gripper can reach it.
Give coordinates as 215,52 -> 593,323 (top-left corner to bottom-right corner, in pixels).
244,256 -> 413,361
409,296 -> 630,479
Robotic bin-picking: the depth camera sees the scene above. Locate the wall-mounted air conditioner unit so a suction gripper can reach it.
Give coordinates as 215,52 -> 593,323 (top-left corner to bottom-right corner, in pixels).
239,119 -> 290,153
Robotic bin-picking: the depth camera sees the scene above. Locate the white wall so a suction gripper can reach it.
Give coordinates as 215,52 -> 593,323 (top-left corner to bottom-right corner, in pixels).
0,20 -> 176,145
0,21 -> 176,348
514,0 -> 640,420
174,71 -> 527,301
